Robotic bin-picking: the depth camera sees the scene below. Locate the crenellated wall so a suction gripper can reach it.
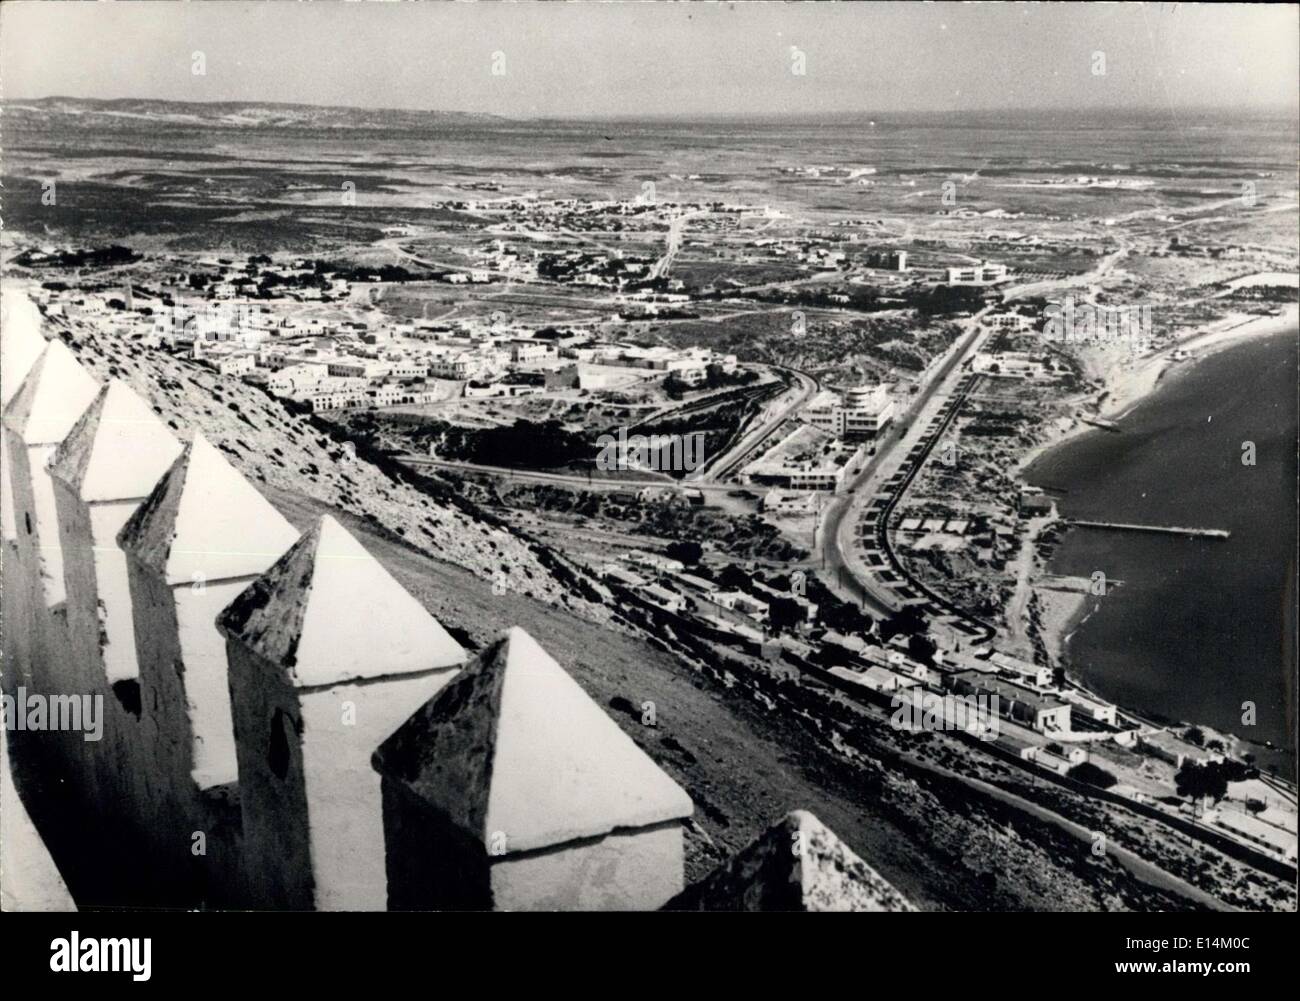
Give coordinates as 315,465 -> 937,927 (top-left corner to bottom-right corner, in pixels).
1,292 -> 709,912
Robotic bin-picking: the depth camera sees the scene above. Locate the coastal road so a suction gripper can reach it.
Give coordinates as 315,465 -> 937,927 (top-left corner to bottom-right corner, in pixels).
819,309 -> 995,618
910,755 -> 1238,911
826,229 -> 1154,625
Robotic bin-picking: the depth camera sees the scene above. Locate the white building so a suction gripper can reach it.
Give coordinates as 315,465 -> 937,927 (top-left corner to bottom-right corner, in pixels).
509,340 -> 556,364
428,354 -> 477,380
803,386 -> 894,439
946,262 -> 1008,286
972,352 -> 1046,378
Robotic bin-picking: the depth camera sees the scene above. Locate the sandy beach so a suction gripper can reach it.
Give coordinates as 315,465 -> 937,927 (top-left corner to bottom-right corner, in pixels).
1017,303 -> 1300,476
1105,303 -> 1300,421
1031,584 -> 1094,670
1021,303 -> 1298,684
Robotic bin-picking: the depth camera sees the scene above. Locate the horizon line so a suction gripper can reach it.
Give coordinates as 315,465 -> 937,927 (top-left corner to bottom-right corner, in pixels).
8,94 -> 1299,124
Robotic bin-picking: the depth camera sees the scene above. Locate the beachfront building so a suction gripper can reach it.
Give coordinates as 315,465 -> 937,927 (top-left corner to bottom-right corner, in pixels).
971,352 -> 1047,378
803,385 -> 895,440
949,671 -> 1072,734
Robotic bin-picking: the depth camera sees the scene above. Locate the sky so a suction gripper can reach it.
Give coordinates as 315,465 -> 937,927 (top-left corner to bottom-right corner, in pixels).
2,1 -> 1297,119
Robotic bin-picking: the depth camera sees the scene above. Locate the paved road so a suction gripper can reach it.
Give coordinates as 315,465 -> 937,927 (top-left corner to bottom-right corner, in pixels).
819,311 -> 994,618
400,454 -> 744,493
650,210 -> 706,280
697,365 -> 819,481
915,755 -> 1238,911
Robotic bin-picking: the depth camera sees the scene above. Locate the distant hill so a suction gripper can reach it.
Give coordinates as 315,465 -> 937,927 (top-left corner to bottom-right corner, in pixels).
6,97 -> 506,130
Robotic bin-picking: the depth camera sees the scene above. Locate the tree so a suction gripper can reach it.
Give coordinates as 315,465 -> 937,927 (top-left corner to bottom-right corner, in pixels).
907,633 -> 938,665
665,540 -> 703,567
1067,761 -> 1118,790
1175,761 -> 1229,803
767,597 -> 805,636
881,604 -> 927,640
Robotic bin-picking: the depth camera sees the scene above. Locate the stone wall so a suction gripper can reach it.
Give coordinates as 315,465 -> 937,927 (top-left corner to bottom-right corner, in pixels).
0,292 -> 698,911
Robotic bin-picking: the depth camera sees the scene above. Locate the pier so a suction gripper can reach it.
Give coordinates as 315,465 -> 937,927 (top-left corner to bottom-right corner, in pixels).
1066,520 -> 1231,539
1081,417 -> 1121,432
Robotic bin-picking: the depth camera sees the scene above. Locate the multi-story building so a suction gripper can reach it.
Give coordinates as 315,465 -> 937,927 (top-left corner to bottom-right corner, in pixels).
865,250 -> 908,271
428,353 -> 477,379
209,353 -> 258,378
671,365 -> 707,387
946,262 -> 1009,286
509,339 -> 557,364
803,385 -> 894,439
387,359 -> 429,379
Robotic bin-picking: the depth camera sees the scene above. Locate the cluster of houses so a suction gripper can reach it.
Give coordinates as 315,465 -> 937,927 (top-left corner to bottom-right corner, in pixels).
26,275 -> 739,414
600,551 -> 818,641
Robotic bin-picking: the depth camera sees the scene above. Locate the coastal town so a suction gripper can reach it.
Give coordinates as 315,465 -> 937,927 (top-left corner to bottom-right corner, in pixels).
1,2 -> 1298,941
9,178 -> 1298,884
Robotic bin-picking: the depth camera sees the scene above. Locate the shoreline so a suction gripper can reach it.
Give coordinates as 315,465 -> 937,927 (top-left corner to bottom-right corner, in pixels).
1020,304 -> 1298,777
1016,304 -> 1300,478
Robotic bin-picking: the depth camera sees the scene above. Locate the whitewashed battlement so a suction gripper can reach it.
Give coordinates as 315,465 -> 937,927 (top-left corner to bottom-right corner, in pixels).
1,291 -> 700,910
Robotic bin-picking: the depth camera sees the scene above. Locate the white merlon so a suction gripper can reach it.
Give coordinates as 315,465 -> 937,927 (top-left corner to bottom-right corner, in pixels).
118,433 -> 299,797
3,339 -> 102,448
48,380 -> 184,505
373,626 -> 694,910
117,432 -> 299,585
219,514 -> 465,687
3,340 -> 102,610
667,810 -> 915,912
45,381 -> 183,817
1,289 -> 50,407
218,515 -> 467,910
1,290 -> 49,545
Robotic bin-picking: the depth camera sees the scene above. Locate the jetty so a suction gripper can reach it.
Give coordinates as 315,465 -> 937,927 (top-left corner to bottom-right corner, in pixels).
1081,417 -> 1121,432
1066,520 -> 1230,539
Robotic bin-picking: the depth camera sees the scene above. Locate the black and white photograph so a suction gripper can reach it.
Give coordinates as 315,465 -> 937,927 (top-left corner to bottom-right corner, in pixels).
0,0 -> 1296,979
